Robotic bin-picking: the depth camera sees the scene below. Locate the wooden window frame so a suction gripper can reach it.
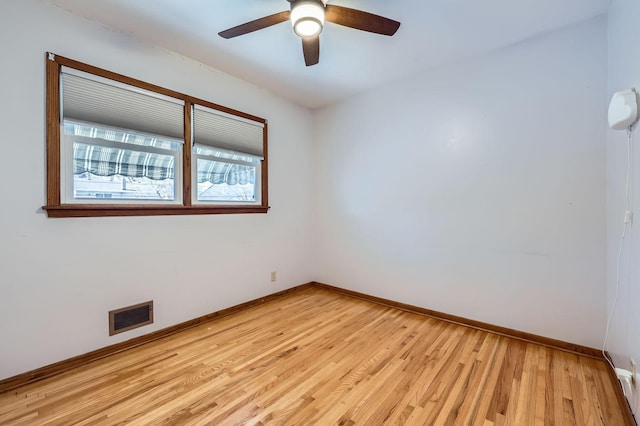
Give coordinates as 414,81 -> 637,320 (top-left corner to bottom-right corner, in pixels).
43,53 -> 269,218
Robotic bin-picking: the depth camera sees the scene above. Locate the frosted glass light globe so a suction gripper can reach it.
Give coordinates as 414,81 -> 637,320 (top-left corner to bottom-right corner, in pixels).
291,0 -> 325,37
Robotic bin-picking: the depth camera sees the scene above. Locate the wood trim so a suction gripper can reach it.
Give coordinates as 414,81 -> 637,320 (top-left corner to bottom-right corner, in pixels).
183,102 -> 193,207
51,54 -> 266,126
310,282 -> 604,360
53,54 -> 191,106
42,204 -> 269,218
0,284 -> 313,393
43,53 -> 269,218
46,53 -> 61,207
185,95 -> 266,125
261,121 -> 269,209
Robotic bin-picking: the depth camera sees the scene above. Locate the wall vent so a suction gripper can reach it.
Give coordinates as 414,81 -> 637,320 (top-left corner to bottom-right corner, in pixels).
109,301 -> 153,336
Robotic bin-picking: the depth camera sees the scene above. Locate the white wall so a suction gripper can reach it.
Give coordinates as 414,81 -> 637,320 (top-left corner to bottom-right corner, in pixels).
312,18 -> 608,348
607,0 -> 640,416
0,0 -> 313,380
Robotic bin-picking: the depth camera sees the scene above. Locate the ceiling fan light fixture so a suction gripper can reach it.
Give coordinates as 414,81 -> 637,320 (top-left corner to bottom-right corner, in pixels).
291,0 -> 325,37
219,1 -> 401,67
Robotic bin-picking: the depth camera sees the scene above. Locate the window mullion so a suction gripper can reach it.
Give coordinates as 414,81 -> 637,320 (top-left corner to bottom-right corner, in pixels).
183,102 -> 193,207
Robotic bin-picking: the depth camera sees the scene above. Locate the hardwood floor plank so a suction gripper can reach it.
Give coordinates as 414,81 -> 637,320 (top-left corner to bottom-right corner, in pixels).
466,335 -> 509,424
513,346 -> 535,426
0,287 -> 632,425
533,346 -> 547,425
549,350 -> 565,426
485,339 -> 527,422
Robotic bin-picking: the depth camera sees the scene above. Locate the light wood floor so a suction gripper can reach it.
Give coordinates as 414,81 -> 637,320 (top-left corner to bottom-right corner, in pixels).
0,287 -> 630,425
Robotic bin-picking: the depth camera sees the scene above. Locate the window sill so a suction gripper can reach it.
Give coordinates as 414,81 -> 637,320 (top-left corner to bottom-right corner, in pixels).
43,204 -> 269,218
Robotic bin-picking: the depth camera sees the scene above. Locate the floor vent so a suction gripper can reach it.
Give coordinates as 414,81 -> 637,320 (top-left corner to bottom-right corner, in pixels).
109,301 -> 153,336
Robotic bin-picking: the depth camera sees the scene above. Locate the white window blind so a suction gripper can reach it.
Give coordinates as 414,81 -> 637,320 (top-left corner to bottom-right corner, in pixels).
61,67 -> 184,141
193,105 -> 264,158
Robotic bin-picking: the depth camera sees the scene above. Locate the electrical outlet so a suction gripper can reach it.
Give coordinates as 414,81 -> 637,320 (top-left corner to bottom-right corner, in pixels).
631,358 -> 637,387
270,271 -> 277,283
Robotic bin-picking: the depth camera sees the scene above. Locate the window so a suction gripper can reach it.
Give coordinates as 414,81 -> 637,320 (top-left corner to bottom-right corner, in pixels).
64,121 -> 182,202
192,104 -> 264,204
44,53 -> 268,217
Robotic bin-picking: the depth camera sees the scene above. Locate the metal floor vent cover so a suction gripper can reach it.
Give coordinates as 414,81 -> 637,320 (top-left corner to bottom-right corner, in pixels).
109,301 -> 153,336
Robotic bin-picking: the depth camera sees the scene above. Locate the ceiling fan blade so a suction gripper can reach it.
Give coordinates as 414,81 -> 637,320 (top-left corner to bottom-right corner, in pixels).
302,35 -> 320,66
325,5 -> 400,36
219,11 -> 291,39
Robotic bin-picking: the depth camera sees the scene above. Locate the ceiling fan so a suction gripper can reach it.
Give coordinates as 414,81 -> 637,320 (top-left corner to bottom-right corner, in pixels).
218,0 -> 401,67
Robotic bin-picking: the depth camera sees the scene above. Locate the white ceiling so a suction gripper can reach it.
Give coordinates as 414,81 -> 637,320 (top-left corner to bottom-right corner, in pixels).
44,0 -> 610,109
